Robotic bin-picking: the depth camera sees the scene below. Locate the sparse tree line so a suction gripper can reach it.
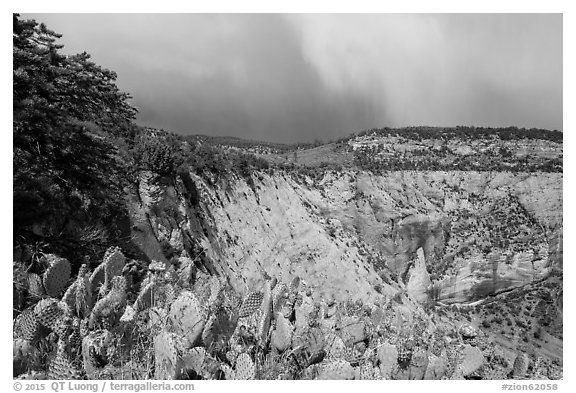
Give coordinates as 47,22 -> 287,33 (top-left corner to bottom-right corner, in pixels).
353,144 -> 562,173
340,126 -> 562,144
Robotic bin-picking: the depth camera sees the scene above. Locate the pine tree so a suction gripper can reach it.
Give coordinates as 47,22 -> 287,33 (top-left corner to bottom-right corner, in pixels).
13,14 -> 137,262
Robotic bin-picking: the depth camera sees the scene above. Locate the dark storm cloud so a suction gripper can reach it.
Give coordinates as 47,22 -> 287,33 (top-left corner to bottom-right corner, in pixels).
291,14 -> 562,132
23,14 -> 562,142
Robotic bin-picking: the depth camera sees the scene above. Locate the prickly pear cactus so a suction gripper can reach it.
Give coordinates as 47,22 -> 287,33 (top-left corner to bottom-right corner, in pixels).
89,262 -> 106,297
168,291 -> 207,347
324,333 -> 346,360
27,273 -> 45,299
89,276 -> 127,330
292,327 -> 325,365
289,276 -> 301,293
52,315 -> 73,339
95,247 -> 126,296
103,247 -> 125,293
67,318 -> 83,356
294,295 -> 315,334
238,291 -> 264,318
61,281 -> 78,310
272,282 -> 288,316
48,339 -> 84,380
234,353 -> 256,380
208,275 -> 223,308
42,255 -> 71,298
154,331 -> 180,380
13,338 -> 41,377
396,337 -> 414,367
221,363 -> 236,380
34,298 -> 66,332
164,283 -> 176,305
180,347 -> 221,379
75,264 -> 93,318
317,359 -> 355,380
133,279 -> 156,312
82,330 -> 112,379
180,347 -> 206,375
271,313 -> 294,352
377,342 -> 398,379
14,307 -> 42,342
256,279 -> 275,346
228,280 -> 276,355
358,361 -> 383,380
201,314 -> 217,347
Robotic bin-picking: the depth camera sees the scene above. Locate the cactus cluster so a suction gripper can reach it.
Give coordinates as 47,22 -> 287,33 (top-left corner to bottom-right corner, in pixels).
13,247 -> 132,379
13,244 -> 562,381
13,256 -> 71,304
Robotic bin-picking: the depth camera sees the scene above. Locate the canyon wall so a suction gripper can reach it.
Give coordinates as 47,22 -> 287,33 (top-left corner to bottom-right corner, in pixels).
131,169 -> 562,306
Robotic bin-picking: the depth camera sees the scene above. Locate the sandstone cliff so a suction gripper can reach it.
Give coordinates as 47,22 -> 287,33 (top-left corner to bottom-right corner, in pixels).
130,168 -> 562,306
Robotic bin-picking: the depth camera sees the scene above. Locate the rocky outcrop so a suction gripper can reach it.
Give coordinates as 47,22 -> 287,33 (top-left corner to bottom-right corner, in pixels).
406,248 -> 431,303
129,168 -> 562,306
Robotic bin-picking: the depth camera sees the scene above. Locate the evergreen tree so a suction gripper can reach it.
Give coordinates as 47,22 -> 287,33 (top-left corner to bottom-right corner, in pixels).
13,14 -> 137,261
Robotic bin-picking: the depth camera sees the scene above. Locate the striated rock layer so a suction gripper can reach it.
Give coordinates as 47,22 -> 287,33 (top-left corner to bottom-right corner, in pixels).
130,169 -> 562,306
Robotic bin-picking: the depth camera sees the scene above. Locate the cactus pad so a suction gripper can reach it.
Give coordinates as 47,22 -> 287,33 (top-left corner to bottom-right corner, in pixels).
234,353 -> 256,380
34,299 -> 65,332
48,339 -> 84,380
27,273 -> 45,299
42,255 -> 71,298
317,359 -> 354,380
325,333 -> 346,360
154,331 -> 179,379
75,265 -> 93,318
82,330 -> 112,379
133,279 -> 156,312
238,291 -> 264,318
358,362 -> 383,380
14,307 -> 42,341
169,291 -> 207,347
396,337 -> 414,367
221,364 -> 236,380
271,313 -> 294,352
180,347 -> 216,379
61,281 -> 78,310
208,275 -> 223,308
89,262 -> 106,297
13,338 -> 42,377
103,247 -> 125,285
272,283 -> 288,315
289,276 -> 301,293
89,276 -> 127,330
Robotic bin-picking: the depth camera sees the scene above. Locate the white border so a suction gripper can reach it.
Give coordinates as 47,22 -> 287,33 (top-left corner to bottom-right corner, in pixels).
2,1 -> 573,390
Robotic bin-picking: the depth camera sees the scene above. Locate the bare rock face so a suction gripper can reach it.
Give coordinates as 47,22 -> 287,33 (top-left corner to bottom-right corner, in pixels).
406,248 -> 432,303
459,345 -> 485,377
128,167 -> 561,307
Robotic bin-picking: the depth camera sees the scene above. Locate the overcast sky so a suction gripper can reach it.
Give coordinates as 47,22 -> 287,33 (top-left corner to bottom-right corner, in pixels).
24,13 -> 562,143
